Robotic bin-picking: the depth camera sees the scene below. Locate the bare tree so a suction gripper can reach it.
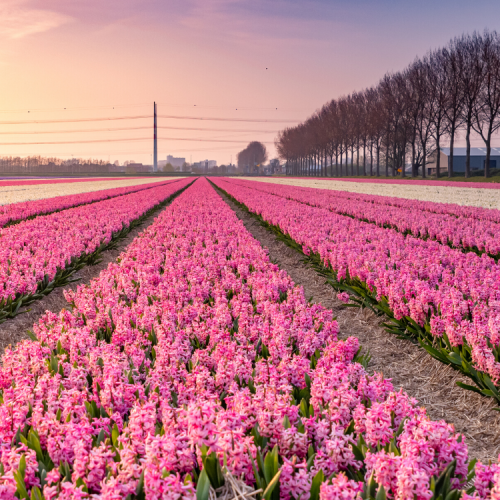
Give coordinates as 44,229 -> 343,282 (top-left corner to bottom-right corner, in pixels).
274,30 -> 500,181
456,32 -> 486,177
414,58 -> 437,178
429,49 -> 451,178
472,30 -> 500,177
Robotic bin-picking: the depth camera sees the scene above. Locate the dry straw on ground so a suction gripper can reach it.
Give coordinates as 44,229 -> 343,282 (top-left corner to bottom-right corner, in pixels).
209,471 -> 262,500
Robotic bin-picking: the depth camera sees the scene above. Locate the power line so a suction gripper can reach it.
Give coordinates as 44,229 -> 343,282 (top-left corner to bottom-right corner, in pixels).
0,144 -> 246,156
0,115 -> 298,125
0,126 -> 279,135
161,126 -> 277,133
0,103 -> 307,114
0,104 -> 152,114
0,116 -> 150,125
158,115 -> 297,123
0,137 -> 275,146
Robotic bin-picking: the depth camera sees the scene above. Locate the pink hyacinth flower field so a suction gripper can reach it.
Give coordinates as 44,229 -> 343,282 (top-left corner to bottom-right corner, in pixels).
226,178 -> 500,257
1,177 -> 493,500
0,178 -> 179,228
0,178 -> 192,323
211,178 -> 500,405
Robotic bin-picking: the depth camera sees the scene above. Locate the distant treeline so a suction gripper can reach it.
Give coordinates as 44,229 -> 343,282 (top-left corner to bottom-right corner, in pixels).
276,30 -> 500,178
0,156 -> 117,174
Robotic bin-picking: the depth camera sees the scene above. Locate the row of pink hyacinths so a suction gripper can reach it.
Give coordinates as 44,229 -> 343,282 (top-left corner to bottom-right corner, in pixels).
0,178 -> 192,304
211,178 -> 500,388
0,178 -> 485,499
226,179 -> 500,258
277,179 -> 500,223
0,178 -> 179,228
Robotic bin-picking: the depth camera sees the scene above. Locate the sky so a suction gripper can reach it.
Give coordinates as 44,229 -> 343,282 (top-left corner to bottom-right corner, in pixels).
0,0 -> 499,166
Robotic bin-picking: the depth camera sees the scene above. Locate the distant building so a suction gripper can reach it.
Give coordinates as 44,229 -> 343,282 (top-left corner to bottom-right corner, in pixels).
426,147 -> 500,175
192,160 -> 217,172
167,155 -> 186,169
269,159 -> 281,174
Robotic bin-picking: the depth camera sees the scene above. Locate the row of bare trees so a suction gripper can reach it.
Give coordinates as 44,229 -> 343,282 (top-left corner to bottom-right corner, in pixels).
276,30 -> 500,178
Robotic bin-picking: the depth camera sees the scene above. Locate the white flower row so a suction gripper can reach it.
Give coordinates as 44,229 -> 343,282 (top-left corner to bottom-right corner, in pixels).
0,178 -> 181,206
241,177 -> 500,209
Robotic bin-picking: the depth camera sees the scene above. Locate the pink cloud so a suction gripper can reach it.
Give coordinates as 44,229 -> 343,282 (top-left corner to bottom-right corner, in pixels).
0,0 -> 73,38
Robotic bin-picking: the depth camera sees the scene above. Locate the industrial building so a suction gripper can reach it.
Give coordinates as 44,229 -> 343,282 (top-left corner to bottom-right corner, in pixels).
426,147 -> 500,175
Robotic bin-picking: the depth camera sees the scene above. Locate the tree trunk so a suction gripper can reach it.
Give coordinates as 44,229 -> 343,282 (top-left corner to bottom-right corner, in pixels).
485,139 -> 491,178
357,141 -> 360,176
385,145 -> 389,177
363,142 -> 366,176
376,146 -> 380,177
370,143 -> 373,176
411,143 -> 416,178
392,144 -> 397,177
465,122 -> 471,178
436,137 -> 441,179
449,130 -> 455,178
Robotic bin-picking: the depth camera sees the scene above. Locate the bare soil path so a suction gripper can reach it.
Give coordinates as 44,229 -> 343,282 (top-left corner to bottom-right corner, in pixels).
220,192 -> 500,463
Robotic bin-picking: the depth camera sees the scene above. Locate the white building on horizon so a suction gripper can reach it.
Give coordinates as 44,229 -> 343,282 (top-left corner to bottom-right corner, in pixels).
167,155 -> 186,168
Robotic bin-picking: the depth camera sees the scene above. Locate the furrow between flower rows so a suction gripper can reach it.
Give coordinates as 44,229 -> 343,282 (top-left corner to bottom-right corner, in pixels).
0,178 -> 181,229
0,177 -> 490,500
0,178 -> 193,324
227,179 -> 500,259
211,178 -> 500,405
